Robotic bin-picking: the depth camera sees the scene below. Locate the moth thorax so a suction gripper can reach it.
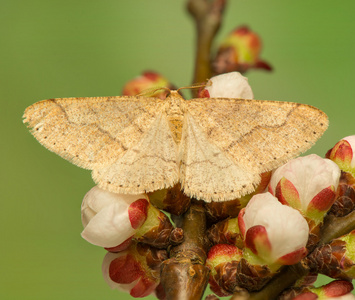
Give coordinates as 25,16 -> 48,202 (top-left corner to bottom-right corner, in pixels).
166,92 -> 185,144
168,117 -> 183,144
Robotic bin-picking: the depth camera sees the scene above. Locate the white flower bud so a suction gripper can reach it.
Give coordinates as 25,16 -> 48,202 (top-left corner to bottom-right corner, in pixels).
81,186 -> 149,248
269,154 -> 340,212
241,192 -> 309,265
206,72 -> 254,99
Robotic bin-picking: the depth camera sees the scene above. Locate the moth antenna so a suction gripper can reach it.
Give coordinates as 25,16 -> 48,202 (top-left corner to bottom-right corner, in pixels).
177,82 -> 207,92
136,86 -> 171,97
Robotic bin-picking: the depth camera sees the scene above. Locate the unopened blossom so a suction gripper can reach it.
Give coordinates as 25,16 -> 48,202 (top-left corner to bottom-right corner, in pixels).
326,136 -> 355,217
326,135 -> 355,177
207,217 -> 243,249
133,203 -> 175,249
102,241 -> 167,298
239,192 -> 309,267
81,186 -> 149,249
288,280 -> 354,300
122,71 -> 174,99
212,26 -> 272,74
269,154 -> 341,224
306,230 -> 355,280
206,244 -> 243,296
207,242 -> 274,293
198,71 -> 254,99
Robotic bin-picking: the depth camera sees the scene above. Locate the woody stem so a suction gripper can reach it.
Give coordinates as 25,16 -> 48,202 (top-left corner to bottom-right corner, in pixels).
187,0 -> 226,86
160,201 -> 210,300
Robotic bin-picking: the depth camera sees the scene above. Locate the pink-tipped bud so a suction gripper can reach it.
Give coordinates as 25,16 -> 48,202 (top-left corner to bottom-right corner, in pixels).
81,186 -> 149,248
134,204 -> 174,248
102,242 -> 165,298
212,26 -> 272,74
206,244 -> 243,296
239,192 -> 309,267
207,217 -> 243,249
122,71 -> 174,99
287,280 -> 354,300
198,72 -> 254,99
326,136 -> 355,178
305,230 -> 355,281
269,154 -> 341,225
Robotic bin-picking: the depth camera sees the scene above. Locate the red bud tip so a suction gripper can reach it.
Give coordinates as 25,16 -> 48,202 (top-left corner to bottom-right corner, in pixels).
109,254 -> 141,284
129,198 -> 149,229
208,244 -> 241,260
245,225 -> 271,256
323,280 -> 354,297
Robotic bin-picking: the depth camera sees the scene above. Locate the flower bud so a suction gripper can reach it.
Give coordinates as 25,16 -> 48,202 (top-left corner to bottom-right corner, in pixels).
206,244 -> 243,296
81,186 -> 149,249
208,244 -> 273,293
326,136 -> 355,177
122,71 -> 175,99
281,280 -> 354,300
212,26 -> 272,74
207,217 -> 244,249
239,192 -> 309,267
198,72 -> 254,99
269,154 -> 341,225
326,136 -> 355,217
305,230 -> 355,281
102,241 -> 167,298
134,203 -> 175,248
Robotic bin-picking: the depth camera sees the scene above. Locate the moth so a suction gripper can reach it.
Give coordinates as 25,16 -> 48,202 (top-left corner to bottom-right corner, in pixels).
23,89 -> 328,202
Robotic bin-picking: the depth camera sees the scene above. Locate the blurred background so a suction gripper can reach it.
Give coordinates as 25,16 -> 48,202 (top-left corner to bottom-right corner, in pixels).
1,0 -> 354,299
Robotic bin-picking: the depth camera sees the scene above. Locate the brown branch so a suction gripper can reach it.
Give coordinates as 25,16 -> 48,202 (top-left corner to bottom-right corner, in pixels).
187,0 -> 227,86
161,201 -> 211,300
241,263 -> 309,300
320,210 -> 355,244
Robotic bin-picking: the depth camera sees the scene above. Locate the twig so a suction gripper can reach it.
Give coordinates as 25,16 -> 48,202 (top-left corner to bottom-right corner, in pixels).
187,0 -> 226,85
160,201 -> 211,300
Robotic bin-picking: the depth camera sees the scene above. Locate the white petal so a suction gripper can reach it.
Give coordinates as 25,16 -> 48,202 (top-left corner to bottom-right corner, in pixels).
206,72 -> 254,99
81,201 -> 136,247
81,186 -> 148,216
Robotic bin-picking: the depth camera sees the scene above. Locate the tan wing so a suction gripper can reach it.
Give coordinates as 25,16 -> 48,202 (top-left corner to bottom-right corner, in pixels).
186,97 -> 328,177
179,112 -> 260,202
23,96 -> 165,170
92,111 -> 179,194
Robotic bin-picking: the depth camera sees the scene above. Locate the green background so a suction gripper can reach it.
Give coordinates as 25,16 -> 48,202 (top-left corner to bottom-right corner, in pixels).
1,1 -> 354,299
